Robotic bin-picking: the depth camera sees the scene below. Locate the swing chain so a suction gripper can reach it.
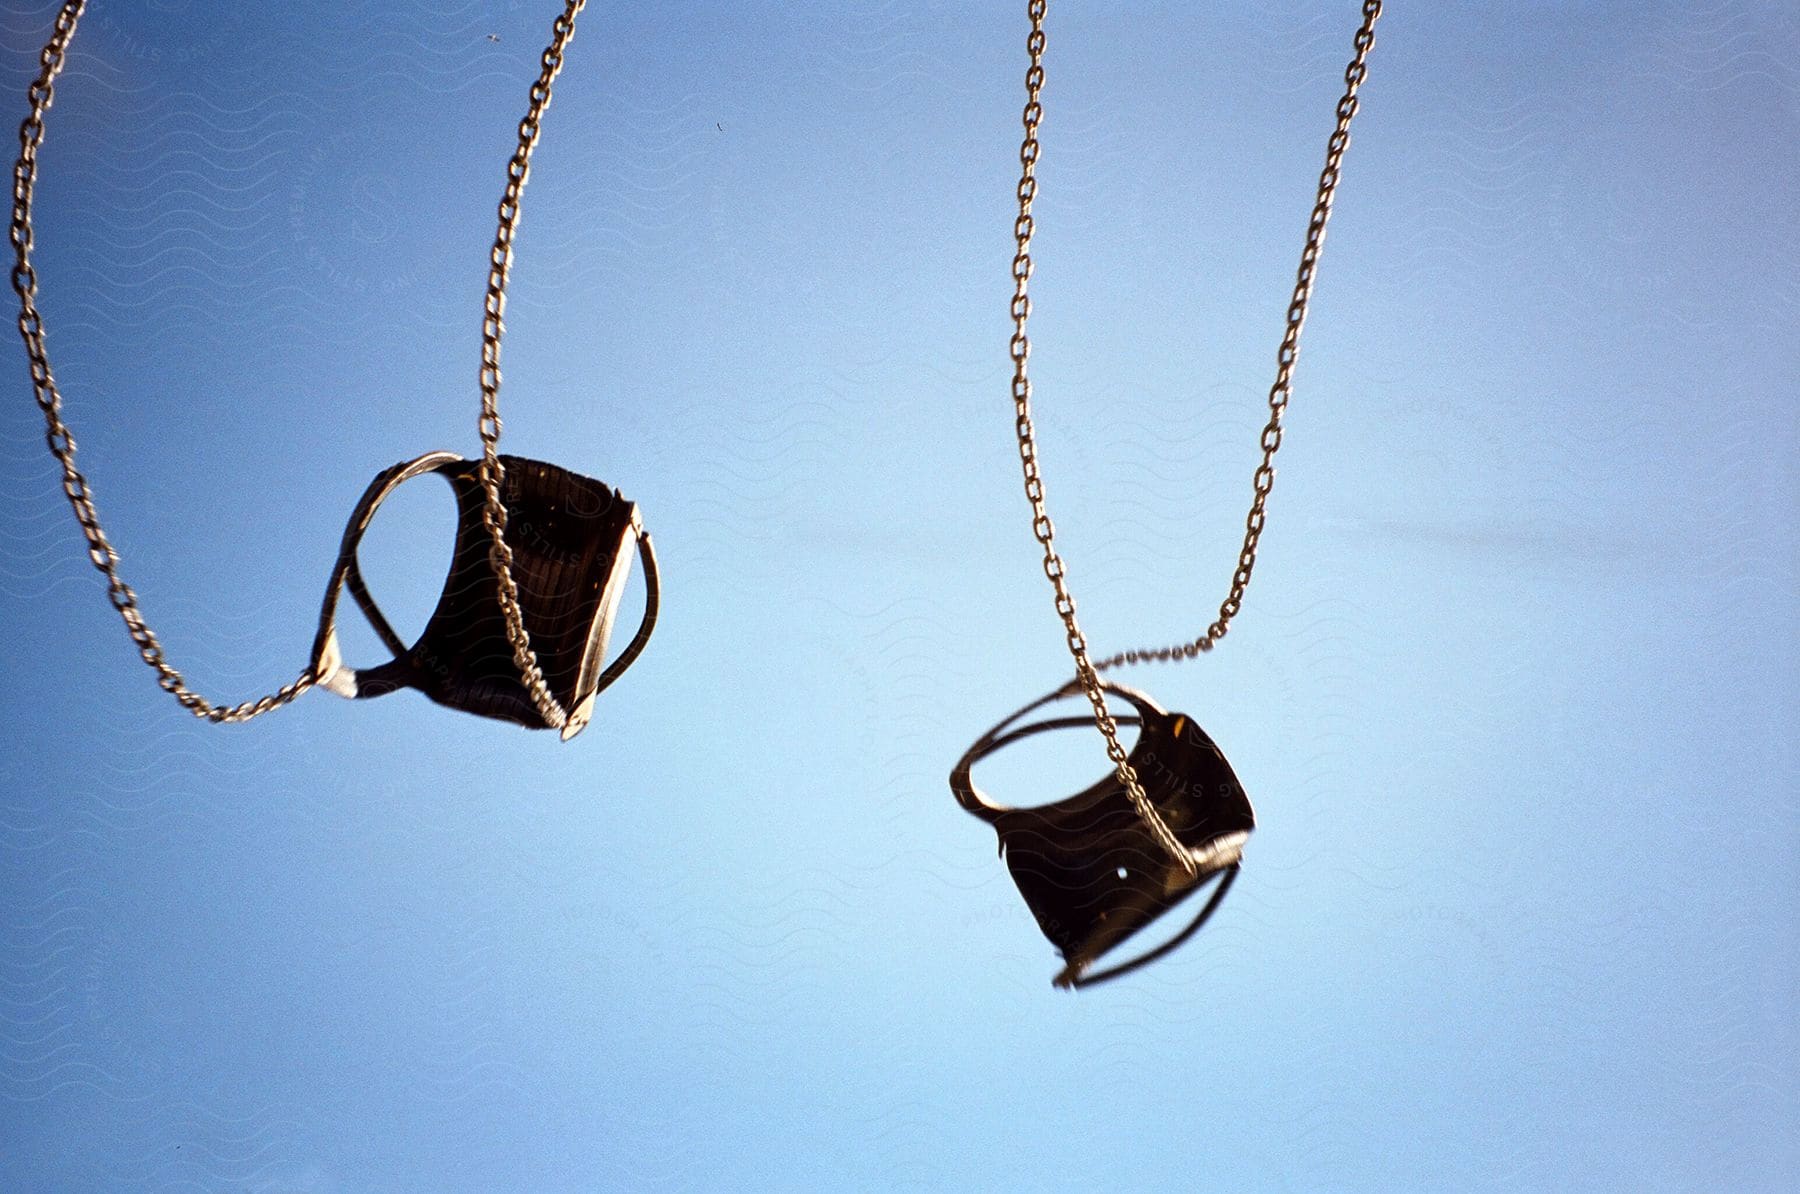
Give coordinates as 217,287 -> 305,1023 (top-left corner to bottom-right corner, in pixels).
1092,0 -> 1383,672
475,0 -> 589,732
1005,0 -> 1192,872
10,0 -> 316,723
1003,0 -> 1381,866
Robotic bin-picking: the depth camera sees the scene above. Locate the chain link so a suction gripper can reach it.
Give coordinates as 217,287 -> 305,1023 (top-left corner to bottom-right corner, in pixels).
476,0 -> 588,732
10,0 -> 316,723
1004,1 -> 1381,867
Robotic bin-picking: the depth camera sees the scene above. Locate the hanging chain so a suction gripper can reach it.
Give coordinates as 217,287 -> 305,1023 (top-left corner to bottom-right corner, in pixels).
1092,0 -> 1382,673
10,0 -> 316,723
1004,1 -> 1381,867
1006,0 -> 1191,872
476,0 -> 588,732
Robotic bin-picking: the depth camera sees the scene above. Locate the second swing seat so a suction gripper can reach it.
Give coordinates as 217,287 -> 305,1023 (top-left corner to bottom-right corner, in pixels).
311,451 -> 659,740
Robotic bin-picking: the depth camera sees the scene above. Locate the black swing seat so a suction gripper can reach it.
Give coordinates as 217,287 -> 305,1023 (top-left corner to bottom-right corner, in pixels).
951,680 -> 1255,988
311,451 -> 659,740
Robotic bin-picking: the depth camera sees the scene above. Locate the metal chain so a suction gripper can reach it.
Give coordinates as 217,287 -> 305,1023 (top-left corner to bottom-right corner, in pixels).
475,0 -> 588,732
10,0 -> 316,723
1004,1 -> 1381,867
1092,0 -> 1383,673
1006,0 -> 1191,872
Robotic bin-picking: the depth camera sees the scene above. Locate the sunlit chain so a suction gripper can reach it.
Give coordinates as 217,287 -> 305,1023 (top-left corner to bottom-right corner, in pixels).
10,0 -> 316,723
476,0 -> 588,732
1005,0 -> 1382,867
1092,0 -> 1382,672
1004,0 -> 1192,872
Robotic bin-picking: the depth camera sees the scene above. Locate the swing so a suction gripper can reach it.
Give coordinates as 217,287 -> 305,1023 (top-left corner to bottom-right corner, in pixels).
953,1 -> 1383,988
311,452 -> 658,740
952,681 -> 1254,989
11,0 -> 654,739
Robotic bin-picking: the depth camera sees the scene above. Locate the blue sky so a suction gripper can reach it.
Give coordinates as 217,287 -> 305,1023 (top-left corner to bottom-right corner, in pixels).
2,2 -> 1795,1190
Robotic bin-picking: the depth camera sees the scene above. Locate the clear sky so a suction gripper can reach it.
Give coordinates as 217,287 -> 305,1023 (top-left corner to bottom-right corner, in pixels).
2,2 -> 1795,1190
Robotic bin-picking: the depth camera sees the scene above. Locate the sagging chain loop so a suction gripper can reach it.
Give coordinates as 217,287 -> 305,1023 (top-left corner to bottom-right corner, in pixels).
476,0 -> 588,732
10,0 -> 316,722
1090,0 -> 1382,673
1003,1 -> 1382,866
